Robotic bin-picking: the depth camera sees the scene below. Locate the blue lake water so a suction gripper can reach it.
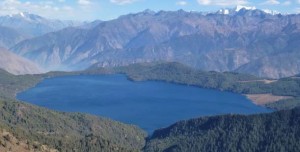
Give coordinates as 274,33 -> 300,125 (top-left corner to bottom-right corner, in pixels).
17,74 -> 271,133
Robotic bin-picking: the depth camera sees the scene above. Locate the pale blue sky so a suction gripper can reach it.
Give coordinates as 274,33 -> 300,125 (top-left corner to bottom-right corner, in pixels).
0,0 -> 299,21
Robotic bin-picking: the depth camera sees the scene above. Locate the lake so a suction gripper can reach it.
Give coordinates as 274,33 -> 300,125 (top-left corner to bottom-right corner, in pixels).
17,74 -> 271,133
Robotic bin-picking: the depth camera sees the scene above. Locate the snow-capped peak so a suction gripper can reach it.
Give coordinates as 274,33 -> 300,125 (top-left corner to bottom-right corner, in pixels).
263,9 -> 280,15
234,5 -> 256,12
217,9 -> 230,15
217,5 -> 256,15
216,6 -> 281,16
19,12 -> 25,17
8,12 -> 36,18
5,12 -> 44,22
10,12 -> 31,18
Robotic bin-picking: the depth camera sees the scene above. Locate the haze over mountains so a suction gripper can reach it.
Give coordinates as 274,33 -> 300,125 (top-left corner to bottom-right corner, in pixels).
0,12 -> 81,48
1,6 -> 299,78
0,26 -> 25,48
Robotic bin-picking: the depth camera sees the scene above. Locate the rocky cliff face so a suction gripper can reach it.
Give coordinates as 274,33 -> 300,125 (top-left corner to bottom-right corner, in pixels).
11,8 -> 300,78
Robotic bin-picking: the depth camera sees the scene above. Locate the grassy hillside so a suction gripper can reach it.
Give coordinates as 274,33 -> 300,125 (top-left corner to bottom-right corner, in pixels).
144,107 -> 300,152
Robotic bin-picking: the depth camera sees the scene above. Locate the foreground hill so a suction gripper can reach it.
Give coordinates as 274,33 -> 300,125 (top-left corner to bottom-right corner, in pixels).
0,99 -> 146,151
11,8 -> 300,78
0,127 -> 58,152
144,107 -> 300,152
0,48 -> 42,75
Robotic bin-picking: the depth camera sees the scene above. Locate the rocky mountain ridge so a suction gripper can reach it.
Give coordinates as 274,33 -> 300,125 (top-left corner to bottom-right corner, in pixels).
10,7 -> 300,78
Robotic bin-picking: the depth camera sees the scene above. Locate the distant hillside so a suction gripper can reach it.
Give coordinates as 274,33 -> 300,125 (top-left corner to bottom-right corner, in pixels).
0,26 -> 26,48
144,107 -> 300,152
0,48 -> 43,75
11,27 -> 89,71
11,8 -> 300,78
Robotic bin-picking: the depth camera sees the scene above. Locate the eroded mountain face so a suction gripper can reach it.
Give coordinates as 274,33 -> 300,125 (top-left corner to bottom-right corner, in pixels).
0,48 -> 42,75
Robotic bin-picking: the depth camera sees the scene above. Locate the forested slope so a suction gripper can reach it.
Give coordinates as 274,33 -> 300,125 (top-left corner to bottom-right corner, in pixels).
144,107 -> 300,152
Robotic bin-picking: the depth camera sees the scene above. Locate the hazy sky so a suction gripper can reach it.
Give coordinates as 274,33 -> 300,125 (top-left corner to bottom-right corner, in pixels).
0,0 -> 299,21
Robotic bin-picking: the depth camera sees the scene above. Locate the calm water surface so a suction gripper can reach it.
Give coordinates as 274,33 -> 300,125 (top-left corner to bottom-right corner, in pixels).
17,75 -> 271,133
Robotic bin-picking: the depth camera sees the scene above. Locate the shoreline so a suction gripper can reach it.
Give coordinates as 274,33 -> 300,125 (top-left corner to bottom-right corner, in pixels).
245,94 -> 293,106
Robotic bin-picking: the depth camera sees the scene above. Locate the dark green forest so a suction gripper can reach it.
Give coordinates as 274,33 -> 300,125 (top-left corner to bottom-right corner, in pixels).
0,99 -> 146,151
144,107 -> 300,152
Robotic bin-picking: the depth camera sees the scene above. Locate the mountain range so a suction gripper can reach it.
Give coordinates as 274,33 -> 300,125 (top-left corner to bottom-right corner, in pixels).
7,7 -> 300,78
0,12 -> 82,48
0,12 -> 82,37
0,12 -> 84,74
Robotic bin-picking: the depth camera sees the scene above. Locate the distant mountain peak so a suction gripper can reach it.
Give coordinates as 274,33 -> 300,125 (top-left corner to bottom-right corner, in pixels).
19,12 -> 26,17
216,5 -> 256,15
216,5 -> 281,16
6,12 -> 44,22
216,8 -> 230,15
10,12 -> 34,17
234,5 -> 256,12
262,9 -> 281,15
0,12 -> 83,37
142,9 -> 156,14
